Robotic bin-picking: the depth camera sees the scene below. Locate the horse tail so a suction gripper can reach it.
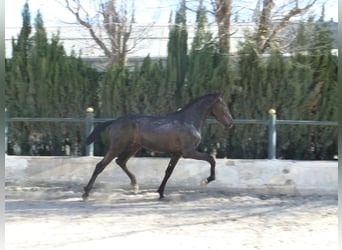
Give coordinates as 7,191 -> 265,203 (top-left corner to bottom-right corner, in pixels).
85,120 -> 114,145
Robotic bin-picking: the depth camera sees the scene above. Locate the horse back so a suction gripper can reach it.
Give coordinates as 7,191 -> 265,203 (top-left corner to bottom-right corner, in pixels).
136,115 -> 201,153
108,114 -> 201,154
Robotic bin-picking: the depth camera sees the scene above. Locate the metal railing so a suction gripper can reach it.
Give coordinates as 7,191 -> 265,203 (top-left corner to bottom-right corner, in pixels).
5,108 -> 338,159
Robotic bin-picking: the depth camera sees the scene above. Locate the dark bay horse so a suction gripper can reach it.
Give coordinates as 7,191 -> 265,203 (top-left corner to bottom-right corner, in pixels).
82,93 -> 233,200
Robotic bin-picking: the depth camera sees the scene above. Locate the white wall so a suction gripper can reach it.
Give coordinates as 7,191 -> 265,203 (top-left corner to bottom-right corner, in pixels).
5,156 -> 337,195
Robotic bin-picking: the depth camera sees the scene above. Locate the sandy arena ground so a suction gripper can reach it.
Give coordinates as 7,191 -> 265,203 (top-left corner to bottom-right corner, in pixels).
5,181 -> 337,250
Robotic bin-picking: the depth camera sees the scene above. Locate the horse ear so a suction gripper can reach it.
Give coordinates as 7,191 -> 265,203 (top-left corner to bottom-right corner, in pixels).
214,92 -> 221,98
208,92 -> 221,100
210,92 -> 221,103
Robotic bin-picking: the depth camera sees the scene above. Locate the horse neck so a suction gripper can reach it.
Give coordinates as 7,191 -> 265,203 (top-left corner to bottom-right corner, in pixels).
177,97 -> 215,130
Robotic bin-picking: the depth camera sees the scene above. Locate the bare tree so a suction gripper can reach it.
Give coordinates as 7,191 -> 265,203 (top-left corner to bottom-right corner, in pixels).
213,0 -> 232,55
177,0 -> 232,54
187,0 -> 320,55
255,0 -> 317,53
63,0 -> 140,65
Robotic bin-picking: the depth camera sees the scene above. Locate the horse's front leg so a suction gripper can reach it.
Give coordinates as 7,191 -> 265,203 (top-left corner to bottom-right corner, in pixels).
183,149 -> 216,186
157,154 -> 181,199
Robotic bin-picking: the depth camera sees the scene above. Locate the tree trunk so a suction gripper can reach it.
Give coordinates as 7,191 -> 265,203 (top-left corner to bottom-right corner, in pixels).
256,0 -> 274,53
215,0 -> 232,55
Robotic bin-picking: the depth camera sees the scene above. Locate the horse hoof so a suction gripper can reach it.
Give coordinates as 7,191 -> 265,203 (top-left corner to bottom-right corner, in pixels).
156,190 -> 164,200
201,179 -> 208,186
131,184 -> 139,193
82,193 -> 89,201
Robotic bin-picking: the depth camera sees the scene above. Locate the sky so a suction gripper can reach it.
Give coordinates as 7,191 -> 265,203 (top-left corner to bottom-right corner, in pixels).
5,0 -> 179,27
4,0 -> 338,58
5,0 -> 338,28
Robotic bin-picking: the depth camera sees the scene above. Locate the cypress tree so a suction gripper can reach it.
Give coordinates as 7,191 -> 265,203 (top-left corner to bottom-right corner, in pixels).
277,21 -> 314,159
187,5 -> 216,98
228,42 -> 267,158
6,1 -> 32,115
280,12 -> 337,160
304,15 -> 337,159
11,1 -> 31,83
131,56 -> 167,115
165,1 -> 188,107
6,5 -> 100,155
5,2 -> 33,154
100,63 -> 129,117
28,11 -> 48,116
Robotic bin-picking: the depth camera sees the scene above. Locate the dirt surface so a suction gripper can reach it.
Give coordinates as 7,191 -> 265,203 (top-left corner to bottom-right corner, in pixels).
5,181 -> 338,250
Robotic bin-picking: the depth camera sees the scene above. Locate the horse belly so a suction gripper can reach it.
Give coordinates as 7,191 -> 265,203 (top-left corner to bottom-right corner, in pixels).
139,124 -> 200,154
140,131 -> 182,153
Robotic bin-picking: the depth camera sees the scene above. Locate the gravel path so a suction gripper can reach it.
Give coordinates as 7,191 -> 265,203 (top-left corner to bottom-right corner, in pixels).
5,181 -> 338,250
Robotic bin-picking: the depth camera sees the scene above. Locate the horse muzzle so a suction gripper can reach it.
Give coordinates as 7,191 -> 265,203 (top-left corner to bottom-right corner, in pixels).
223,119 -> 233,129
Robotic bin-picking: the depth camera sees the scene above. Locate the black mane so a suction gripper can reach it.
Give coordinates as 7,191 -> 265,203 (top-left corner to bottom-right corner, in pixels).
176,93 -> 220,113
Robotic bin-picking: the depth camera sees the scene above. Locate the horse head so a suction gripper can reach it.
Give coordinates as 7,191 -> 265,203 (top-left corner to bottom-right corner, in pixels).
211,94 -> 233,128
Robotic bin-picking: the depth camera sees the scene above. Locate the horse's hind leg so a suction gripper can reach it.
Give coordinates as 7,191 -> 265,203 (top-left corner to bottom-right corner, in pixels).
82,150 -> 117,201
115,145 -> 140,192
